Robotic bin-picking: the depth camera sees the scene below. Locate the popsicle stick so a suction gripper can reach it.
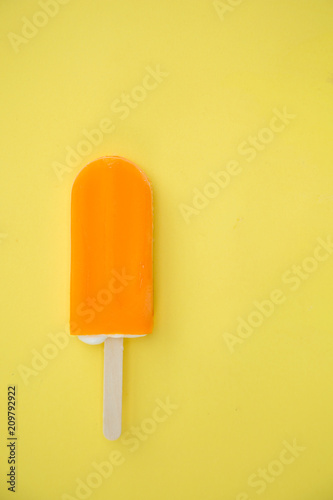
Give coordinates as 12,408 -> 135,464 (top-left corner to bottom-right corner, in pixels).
103,337 -> 123,440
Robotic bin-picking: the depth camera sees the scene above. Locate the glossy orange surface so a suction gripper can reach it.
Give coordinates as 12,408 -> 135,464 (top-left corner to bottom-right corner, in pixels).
70,157 -> 153,335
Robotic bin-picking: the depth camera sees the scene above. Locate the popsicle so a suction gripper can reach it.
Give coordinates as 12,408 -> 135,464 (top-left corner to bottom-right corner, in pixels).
70,156 -> 153,440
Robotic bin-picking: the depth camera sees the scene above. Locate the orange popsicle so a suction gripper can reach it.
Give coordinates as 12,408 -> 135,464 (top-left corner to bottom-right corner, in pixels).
70,156 -> 153,440
70,156 -> 153,337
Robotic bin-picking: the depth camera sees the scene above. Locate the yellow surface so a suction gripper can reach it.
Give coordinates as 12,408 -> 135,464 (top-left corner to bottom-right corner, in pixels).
0,1 -> 333,499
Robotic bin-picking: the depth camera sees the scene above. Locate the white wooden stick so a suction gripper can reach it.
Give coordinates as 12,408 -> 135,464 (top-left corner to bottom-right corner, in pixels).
103,337 -> 123,440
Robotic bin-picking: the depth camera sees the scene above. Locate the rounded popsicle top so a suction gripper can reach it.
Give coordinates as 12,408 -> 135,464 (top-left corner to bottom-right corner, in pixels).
70,156 -> 153,337
72,156 -> 152,191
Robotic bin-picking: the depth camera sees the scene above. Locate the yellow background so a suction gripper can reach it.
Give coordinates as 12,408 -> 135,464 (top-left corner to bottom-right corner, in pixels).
1,1 -> 333,499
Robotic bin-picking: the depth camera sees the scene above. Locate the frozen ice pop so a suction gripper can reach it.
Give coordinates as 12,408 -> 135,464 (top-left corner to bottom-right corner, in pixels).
70,156 -> 153,440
